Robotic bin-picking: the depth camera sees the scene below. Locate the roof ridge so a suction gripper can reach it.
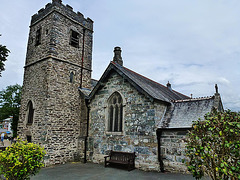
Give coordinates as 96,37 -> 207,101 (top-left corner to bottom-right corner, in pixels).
123,65 -> 168,89
111,61 -> 189,99
172,96 -> 214,102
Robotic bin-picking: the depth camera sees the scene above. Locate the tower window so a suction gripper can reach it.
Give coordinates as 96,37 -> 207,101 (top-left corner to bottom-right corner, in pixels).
26,135 -> 32,143
27,101 -> 34,124
108,92 -> 123,132
70,71 -> 74,83
70,30 -> 80,48
35,28 -> 41,46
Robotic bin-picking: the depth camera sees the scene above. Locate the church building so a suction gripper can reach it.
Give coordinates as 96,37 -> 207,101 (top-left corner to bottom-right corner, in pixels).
18,0 -> 223,172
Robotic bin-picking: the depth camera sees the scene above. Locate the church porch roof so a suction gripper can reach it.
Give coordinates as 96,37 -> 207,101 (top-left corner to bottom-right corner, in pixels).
157,96 -> 215,129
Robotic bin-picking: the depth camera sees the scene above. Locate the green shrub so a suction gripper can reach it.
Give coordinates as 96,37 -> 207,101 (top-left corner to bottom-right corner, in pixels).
0,139 -> 46,180
185,109 -> 240,180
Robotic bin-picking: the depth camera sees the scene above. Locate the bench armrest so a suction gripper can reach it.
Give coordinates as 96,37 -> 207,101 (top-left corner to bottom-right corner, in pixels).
128,158 -> 135,163
104,155 -> 110,160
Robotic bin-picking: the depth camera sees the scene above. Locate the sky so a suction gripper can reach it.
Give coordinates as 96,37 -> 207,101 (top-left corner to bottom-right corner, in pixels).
0,0 -> 239,111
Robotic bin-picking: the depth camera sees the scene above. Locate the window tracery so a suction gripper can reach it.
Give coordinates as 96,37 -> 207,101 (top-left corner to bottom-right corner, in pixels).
108,92 -> 123,132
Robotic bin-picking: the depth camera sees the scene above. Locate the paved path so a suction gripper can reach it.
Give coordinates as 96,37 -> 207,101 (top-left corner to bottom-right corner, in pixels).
31,162 -> 205,180
0,139 -> 11,147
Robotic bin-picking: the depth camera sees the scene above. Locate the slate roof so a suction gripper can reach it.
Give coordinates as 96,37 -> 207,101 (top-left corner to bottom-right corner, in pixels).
79,87 -> 91,98
158,97 -> 215,128
91,79 -> 98,89
78,79 -> 98,99
89,62 -> 190,103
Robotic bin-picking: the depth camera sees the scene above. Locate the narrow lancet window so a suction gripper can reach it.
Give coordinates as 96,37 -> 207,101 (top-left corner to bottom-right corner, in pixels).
70,72 -> 74,83
27,101 -> 34,124
27,135 -> 32,143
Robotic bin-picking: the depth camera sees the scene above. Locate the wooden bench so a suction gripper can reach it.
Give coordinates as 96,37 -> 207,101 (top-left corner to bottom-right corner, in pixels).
104,150 -> 136,171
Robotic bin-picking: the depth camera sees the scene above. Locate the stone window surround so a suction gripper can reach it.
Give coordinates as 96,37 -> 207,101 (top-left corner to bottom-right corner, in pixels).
105,91 -> 126,136
25,100 -> 35,126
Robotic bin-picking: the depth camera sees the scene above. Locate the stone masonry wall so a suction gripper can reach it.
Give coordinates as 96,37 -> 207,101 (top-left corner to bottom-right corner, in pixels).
19,1 -> 92,166
19,61 -> 49,140
19,58 -> 87,166
160,130 -> 188,172
88,72 -> 167,171
25,0 -> 93,89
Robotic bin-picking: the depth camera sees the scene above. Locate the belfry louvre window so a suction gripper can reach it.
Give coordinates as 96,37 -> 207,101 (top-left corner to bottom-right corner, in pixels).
27,101 -> 34,124
108,92 -> 123,132
70,30 -> 80,48
35,28 -> 41,46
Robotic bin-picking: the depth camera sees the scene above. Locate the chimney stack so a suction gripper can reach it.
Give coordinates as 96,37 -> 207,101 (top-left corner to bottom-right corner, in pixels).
52,0 -> 62,4
113,47 -> 123,66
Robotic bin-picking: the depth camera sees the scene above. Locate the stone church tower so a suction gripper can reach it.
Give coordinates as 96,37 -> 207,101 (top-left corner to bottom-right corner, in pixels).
18,0 -> 93,165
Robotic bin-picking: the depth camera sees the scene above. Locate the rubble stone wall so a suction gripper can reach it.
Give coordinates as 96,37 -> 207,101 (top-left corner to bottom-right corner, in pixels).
88,72 -> 167,171
160,130 -> 188,172
18,0 -> 92,166
18,58 -> 88,166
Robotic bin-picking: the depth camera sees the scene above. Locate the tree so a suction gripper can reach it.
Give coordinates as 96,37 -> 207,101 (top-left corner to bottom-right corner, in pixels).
0,35 -> 10,77
185,109 -> 240,180
0,139 -> 45,180
0,84 -> 22,137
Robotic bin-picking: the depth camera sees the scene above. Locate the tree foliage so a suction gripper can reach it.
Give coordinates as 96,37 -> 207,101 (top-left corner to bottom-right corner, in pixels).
0,84 -> 22,137
186,109 -> 240,180
0,139 -> 45,180
0,35 -> 10,77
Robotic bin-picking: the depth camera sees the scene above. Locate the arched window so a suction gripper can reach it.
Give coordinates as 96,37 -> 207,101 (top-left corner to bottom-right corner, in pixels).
108,92 -> 123,132
27,101 -> 34,124
26,135 -> 32,143
70,71 -> 74,83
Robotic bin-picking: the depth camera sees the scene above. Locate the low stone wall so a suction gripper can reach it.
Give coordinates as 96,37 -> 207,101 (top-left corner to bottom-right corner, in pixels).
160,130 -> 189,172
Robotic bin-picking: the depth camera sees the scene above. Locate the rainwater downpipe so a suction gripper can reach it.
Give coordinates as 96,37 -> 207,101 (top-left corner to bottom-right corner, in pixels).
157,129 -> 164,172
84,99 -> 90,163
157,106 -> 167,172
80,28 -> 88,163
80,28 -> 86,88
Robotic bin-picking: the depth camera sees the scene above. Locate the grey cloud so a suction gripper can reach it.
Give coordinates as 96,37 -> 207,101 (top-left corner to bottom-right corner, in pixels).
0,0 -> 239,111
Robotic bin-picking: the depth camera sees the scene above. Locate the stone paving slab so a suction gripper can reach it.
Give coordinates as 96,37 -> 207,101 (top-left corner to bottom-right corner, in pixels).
31,162 -> 210,180
0,140 -> 11,147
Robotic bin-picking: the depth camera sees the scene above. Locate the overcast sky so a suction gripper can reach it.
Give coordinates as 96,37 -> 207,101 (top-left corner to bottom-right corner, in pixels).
0,0 -> 239,111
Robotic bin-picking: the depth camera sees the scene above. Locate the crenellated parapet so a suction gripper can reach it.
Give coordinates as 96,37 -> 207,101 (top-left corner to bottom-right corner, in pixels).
31,0 -> 93,31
